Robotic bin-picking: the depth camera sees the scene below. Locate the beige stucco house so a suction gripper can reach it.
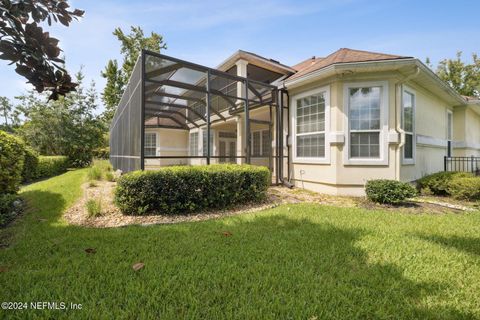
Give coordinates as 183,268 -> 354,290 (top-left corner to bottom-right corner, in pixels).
111,48 -> 480,196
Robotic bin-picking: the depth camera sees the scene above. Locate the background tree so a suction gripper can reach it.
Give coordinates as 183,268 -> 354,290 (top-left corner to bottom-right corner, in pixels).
101,26 -> 166,122
16,68 -> 105,166
0,0 -> 84,100
434,52 -> 480,98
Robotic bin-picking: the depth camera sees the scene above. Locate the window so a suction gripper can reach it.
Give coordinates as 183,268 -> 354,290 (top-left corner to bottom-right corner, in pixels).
402,88 -> 415,163
189,132 -> 198,156
202,129 -> 214,156
252,131 -> 261,156
144,132 -> 157,156
250,130 -> 270,157
447,110 -> 453,157
293,88 -> 329,162
345,81 -> 388,165
261,130 -> 270,156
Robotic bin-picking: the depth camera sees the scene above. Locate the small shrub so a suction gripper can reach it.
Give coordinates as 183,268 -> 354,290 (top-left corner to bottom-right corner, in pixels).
87,166 -> 102,181
115,164 -> 271,215
105,171 -> 115,182
417,171 -> 472,196
0,130 -> 25,194
85,198 -> 102,217
0,194 -> 23,227
21,145 -> 39,183
365,179 -> 417,204
447,177 -> 480,200
36,156 -> 69,179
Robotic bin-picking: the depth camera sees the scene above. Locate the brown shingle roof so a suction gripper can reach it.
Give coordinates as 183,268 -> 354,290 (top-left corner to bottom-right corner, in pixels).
288,48 -> 412,81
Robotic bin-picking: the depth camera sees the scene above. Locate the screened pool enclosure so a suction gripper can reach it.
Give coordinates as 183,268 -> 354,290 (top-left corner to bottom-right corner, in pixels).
110,50 -> 288,183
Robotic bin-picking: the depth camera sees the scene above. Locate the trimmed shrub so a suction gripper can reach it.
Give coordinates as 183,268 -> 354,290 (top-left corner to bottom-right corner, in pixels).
36,156 -> 69,179
447,177 -> 480,200
22,146 -> 39,183
417,171 -> 473,196
115,164 -> 271,215
366,179 -> 417,204
0,130 -> 25,194
0,194 -> 23,227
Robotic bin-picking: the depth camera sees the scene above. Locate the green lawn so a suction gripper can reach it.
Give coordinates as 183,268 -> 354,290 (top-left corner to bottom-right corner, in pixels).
1,170 -> 480,319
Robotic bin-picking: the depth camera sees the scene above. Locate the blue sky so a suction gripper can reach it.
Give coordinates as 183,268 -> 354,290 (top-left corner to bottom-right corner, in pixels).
1,0 -> 479,113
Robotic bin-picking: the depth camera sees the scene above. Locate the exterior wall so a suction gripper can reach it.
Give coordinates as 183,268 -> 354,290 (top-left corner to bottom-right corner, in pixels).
452,105 -> 480,156
288,75 -> 399,196
400,83 -> 452,181
144,128 -> 189,168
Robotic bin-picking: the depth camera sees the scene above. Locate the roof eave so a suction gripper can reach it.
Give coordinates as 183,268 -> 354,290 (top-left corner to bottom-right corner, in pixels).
283,58 -> 466,106
216,50 -> 296,74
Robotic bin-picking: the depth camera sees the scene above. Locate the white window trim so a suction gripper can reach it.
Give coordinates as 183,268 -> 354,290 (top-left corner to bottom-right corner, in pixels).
402,85 -> 416,165
144,131 -> 158,157
291,85 -> 331,164
343,81 -> 389,166
201,128 -> 215,156
250,129 -> 270,157
189,130 -> 199,156
446,109 -> 453,157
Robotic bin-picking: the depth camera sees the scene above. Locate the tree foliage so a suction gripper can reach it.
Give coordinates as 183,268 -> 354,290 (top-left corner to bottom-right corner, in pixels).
436,52 -> 480,98
101,26 -> 166,122
0,0 -> 84,100
15,69 -> 105,167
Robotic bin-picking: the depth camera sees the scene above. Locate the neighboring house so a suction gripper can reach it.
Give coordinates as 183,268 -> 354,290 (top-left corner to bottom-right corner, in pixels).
110,48 -> 480,196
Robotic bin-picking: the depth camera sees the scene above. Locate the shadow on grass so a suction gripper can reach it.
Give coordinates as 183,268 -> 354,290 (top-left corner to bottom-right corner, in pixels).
1,189 -> 476,318
417,234 -> 480,257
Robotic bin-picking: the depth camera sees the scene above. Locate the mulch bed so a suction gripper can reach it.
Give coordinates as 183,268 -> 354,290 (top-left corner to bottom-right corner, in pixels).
63,182 -> 476,229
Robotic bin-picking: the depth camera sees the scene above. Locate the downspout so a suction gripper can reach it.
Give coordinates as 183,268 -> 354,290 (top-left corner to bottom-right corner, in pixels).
395,66 -> 420,180
278,82 -> 294,188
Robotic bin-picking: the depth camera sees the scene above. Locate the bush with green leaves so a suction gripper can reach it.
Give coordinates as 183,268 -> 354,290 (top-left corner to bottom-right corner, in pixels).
417,171 -> 473,196
36,156 -> 69,180
365,179 -> 417,205
115,164 -> 271,215
0,194 -> 23,227
21,145 -> 39,183
446,177 -> 480,200
0,130 -> 25,194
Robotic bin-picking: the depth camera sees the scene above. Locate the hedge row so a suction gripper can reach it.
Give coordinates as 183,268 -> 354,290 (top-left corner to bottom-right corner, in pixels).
417,171 -> 473,196
417,171 -> 480,200
115,164 -> 271,215
35,156 -> 69,180
0,130 -> 70,194
0,131 -> 25,194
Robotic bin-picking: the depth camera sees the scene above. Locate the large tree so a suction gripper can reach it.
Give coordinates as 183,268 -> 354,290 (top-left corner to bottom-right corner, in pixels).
101,26 -> 166,122
16,69 -> 105,166
435,52 -> 480,98
0,0 -> 84,100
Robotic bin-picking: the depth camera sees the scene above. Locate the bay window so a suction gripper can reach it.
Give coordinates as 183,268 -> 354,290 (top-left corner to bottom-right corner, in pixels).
345,81 -> 388,165
402,88 -> 415,164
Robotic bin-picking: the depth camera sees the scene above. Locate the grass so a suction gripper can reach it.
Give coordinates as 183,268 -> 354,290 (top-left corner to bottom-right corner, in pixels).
1,170 -> 480,319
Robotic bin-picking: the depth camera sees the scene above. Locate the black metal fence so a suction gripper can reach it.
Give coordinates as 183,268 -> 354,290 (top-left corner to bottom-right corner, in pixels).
444,156 -> 480,174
